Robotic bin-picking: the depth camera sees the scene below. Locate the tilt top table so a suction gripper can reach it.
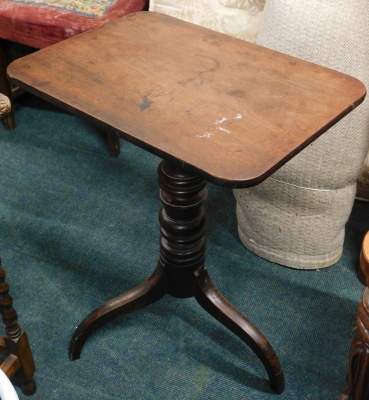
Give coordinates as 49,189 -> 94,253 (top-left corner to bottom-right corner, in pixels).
8,11 -> 366,395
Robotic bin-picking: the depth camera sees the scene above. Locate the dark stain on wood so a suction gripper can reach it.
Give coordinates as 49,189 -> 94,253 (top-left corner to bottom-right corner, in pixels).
140,95 -> 153,111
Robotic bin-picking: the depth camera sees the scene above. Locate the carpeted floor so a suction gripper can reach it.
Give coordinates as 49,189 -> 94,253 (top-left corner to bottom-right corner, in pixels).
0,93 -> 368,399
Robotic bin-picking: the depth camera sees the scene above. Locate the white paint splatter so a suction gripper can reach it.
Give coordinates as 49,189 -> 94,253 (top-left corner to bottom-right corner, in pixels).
214,117 -> 228,124
217,126 -> 231,133
197,132 -> 215,138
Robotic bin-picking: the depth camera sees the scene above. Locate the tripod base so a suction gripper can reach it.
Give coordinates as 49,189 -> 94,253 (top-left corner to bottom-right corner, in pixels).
69,160 -> 285,394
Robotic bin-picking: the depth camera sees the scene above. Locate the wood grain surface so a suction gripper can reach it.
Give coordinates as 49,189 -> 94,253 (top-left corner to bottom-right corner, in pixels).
7,12 -> 366,187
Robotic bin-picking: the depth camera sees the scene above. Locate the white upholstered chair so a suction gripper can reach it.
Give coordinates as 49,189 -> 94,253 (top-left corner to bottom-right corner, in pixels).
234,0 -> 369,269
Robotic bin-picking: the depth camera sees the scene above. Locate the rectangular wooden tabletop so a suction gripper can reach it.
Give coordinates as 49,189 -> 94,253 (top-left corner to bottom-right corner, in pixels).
7,12 -> 366,187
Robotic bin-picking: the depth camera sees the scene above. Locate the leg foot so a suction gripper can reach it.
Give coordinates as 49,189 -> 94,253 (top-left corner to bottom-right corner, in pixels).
195,267 -> 285,394
21,378 -> 37,396
69,264 -> 167,360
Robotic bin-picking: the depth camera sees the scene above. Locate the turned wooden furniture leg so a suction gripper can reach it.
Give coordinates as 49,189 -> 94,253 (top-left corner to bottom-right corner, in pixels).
0,259 -> 36,395
339,232 -> 369,400
0,46 -> 16,130
69,160 -> 285,393
339,289 -> 369,400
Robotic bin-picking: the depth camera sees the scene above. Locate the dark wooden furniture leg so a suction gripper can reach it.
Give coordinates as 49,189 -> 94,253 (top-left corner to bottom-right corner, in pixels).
107,131 -> 121,157
0,46 -> 16,130
0,259 -> 36,395
339,289 -> 369,400
69,160 -> 285,394
339,233 -> 369,400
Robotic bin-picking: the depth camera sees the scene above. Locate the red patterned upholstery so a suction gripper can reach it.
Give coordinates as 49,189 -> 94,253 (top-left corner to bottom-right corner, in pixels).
0,0 -> 148,49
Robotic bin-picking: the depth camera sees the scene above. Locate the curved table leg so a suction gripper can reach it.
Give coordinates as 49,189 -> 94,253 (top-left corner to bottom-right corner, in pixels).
69,263 -> 167,360
195,267 -> 285,394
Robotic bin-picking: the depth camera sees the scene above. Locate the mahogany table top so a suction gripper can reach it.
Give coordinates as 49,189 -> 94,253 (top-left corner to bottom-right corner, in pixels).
7,12 -> 366,187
